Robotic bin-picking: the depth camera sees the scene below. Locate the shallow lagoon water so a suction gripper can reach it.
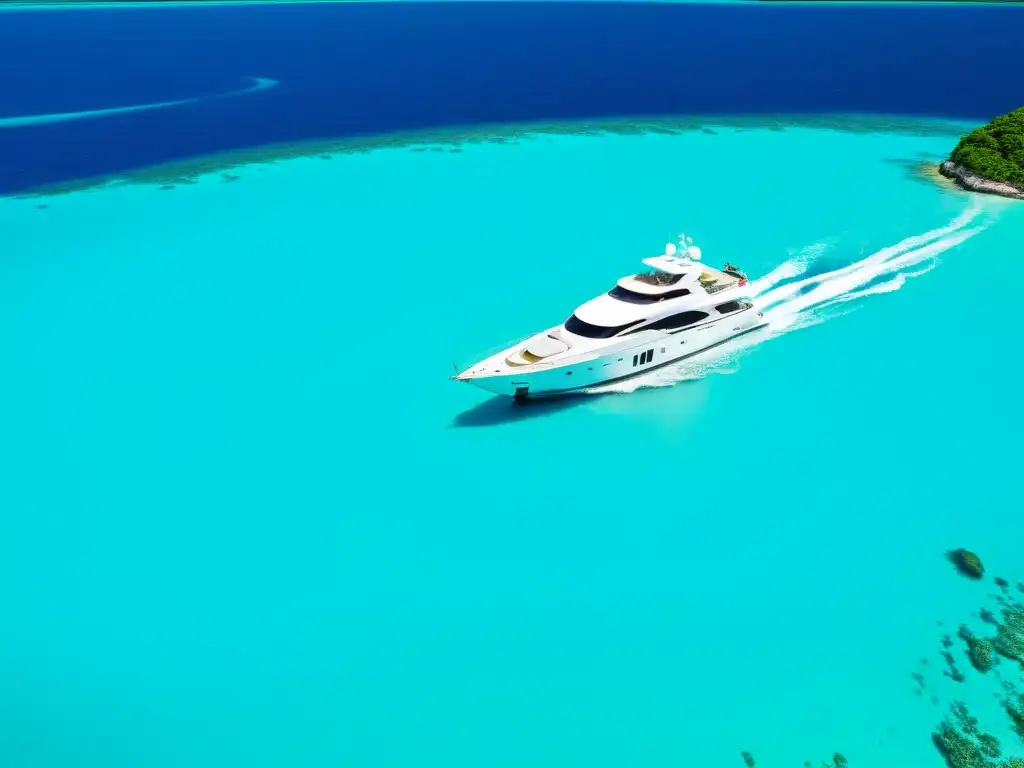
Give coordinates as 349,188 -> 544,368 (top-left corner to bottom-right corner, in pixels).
3,119 -> 1024,767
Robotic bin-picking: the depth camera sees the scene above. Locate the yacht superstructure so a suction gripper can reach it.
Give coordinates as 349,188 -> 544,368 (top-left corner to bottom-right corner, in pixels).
452,235 -> 767,399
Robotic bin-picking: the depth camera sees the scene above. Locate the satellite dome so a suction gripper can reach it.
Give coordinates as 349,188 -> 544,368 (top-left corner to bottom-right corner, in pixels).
665,243 -> 677,256
687,246 -> 702,261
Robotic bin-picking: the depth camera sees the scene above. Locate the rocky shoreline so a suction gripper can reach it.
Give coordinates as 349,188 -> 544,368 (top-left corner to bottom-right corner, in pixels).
939,161 -> 1024,201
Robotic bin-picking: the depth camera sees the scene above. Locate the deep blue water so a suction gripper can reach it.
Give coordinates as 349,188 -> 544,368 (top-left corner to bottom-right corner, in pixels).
1,1 -> 1022,194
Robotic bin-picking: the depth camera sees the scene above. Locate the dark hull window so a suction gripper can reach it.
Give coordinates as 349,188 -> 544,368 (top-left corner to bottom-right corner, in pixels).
564,314 -> 644,339
715,300 -> 742,314
627,310 -> 709,333
608,286 -> 692,304
632,349 -> 654,367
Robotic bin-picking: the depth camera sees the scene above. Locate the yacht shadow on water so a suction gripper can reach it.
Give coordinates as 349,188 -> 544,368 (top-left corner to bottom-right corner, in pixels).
450,392 -> 588,428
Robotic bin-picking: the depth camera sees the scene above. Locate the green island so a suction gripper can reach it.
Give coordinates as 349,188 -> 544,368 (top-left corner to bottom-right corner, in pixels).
940,106 -> 1024,200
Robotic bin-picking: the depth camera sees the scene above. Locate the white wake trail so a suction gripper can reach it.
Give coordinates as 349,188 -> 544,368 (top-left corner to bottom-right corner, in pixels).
752,203 -> 983,311
0,77 -> 278,129
595,204 -> 991,395
761,224 -> 985,329
745,244 -> 817,296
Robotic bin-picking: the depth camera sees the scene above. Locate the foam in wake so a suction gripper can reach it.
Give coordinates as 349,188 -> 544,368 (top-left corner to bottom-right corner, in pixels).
0,77 -> 278,129
589,204 -> 991,395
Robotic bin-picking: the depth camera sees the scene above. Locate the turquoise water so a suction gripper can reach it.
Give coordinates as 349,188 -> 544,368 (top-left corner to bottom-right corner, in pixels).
3,120 -> 1023,767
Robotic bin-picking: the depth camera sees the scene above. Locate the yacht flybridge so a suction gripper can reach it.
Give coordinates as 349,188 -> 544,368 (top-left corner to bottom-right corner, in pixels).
452,234 -> 767,399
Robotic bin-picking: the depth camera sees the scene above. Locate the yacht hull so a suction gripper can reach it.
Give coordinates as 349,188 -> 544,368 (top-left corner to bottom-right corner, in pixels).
457,307 -> 767,399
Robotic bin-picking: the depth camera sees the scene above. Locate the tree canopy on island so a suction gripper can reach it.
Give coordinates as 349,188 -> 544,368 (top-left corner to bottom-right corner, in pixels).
949,106 -> 1024,188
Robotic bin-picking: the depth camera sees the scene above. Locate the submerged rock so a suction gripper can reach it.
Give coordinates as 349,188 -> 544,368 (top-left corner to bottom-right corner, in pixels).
949,549 -> 985,579
971,639 -> 996,673
740,751 -> 755,767
960,625 -> 997,673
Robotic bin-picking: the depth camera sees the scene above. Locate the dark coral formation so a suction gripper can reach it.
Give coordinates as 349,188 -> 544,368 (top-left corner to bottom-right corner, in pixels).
738,552 -> 1019,768
993,601 -> 1024,667
979,734 -> 1003,759
972,641 -> 997,674
933,702 -> 1022,768
949,549 -> 986,579
914,670 -> 928,693
934,703 -> 997,768
929,587 -> 1024,768
934,720 -> 984,767
960,625 -> 998,674
927,546 -> 1024,768
1007,694 -> 1024,743
944,639 -> 968,683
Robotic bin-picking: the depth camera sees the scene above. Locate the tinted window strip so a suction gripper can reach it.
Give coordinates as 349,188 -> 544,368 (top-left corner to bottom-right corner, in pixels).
608,286 -> 692,304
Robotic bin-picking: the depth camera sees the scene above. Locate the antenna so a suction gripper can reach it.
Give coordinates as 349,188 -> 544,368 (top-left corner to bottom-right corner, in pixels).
452,360 -> 460,376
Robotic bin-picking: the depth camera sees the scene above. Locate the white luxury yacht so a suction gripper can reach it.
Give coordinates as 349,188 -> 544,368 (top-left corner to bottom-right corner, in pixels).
452,234 -> 767,399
